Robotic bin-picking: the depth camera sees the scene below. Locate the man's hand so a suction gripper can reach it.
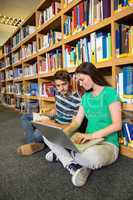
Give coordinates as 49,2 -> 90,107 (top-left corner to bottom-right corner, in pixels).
63,119 -> 80,137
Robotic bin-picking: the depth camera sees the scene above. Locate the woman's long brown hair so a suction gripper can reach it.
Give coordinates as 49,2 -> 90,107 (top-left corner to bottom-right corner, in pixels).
75,62 -> 110,86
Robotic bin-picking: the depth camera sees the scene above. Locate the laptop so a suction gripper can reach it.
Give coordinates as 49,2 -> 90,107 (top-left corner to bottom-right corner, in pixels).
33,122 -> 104,153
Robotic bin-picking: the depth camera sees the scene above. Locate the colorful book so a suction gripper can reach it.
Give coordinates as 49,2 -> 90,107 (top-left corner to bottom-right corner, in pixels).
122,123 -> 133,142
123,66 -> 133,95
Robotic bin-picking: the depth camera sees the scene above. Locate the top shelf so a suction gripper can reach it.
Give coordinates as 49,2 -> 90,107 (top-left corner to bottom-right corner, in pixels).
0,1 -> 133,71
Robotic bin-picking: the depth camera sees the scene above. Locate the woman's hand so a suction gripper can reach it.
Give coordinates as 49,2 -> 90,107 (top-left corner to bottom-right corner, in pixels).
71,132 -> 93,144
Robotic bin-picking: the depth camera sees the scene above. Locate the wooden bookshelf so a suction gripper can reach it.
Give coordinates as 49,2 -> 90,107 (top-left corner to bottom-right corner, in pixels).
115,55 -> 133,66
40,96 -> 55,102
122,103 -> 133,112
0,0 -> 133,158
38,41 -> 62,55
120,145 -> 133,159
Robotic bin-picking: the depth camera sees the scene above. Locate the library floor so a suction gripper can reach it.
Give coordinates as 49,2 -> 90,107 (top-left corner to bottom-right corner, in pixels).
0,105 -> 133,200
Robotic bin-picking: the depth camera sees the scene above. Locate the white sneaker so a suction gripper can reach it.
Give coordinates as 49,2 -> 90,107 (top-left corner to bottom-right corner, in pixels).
45,151 -> 58,162
67,163 -> 91,187
72,167 -> 90,187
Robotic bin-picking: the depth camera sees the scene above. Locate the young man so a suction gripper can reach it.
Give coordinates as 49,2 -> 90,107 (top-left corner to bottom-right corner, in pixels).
17,70 -> 81,156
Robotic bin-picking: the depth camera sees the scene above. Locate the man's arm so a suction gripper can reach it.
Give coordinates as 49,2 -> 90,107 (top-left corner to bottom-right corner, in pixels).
63,105 -> 85,137
36,106 -> 56,122
43,106 -> 56,118
45,108 -> 56,117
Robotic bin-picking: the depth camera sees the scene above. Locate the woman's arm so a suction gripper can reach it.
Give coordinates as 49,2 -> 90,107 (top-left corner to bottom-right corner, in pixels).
63,105 -> 85,137
91,101 -> 122,139
79,101 -> 122,143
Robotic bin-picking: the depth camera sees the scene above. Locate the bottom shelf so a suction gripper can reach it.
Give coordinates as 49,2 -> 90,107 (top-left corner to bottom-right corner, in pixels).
120,145 -> 133,159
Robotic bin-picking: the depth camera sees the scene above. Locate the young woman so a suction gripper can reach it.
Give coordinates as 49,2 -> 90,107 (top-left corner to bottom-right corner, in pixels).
43,62 -> 122,187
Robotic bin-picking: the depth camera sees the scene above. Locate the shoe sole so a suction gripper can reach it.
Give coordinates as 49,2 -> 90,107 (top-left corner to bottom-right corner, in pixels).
72,168 -> 91,187
17,143 -> 45,156
45,151 -> 58,162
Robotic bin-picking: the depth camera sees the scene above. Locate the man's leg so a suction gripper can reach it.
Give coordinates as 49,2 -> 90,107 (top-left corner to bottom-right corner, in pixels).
21,113 -> 43,143
21,113 -> 36,143
17,114 -> 45,156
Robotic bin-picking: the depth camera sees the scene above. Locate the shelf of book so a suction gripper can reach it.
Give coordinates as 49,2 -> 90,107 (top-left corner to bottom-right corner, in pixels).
0,68 -> 5,72
63,17 -> 111,44
2,103 -> 16,109
122,103 -> 133,112
23,95 -> 39,100
95,59 -> 113,68
4,65 -> 12,70
120,145 -> 133,159
113,6 -> 133,22
38,41 -> 62,55
23,75 -> 38,81
115,55 -> 133,65
22,53 -> 38,63
0,0 -> 133,158
40,96 -> 55,102
37,12 -> 62,32
12,61 -> 22,68
14,79 -> 23,83
6,92 -> 14,95
0,80 -> 5,83
63,0 -> 82,12
11,43 -> 21,53
21,31 -> 37,45
38,71 -> 57,78
0,55 -> 5,60
4,52 -> 11,58
15,94 -> 24,98
6,79 -> 14,82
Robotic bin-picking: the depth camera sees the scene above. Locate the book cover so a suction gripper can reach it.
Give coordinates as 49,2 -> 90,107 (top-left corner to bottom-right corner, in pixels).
123,66 -> 133,95
122,123 -> 133,142
103,0 -> 111,19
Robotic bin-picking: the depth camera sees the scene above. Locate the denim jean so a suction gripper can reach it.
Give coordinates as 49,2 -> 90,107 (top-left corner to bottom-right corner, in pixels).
21,113 -> 44,144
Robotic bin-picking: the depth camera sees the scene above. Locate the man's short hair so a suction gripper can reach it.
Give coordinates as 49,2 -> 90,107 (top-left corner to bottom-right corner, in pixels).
54,70 -> 70,82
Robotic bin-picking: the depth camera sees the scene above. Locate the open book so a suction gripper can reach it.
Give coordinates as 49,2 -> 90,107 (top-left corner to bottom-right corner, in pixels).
33,112 -> 50,122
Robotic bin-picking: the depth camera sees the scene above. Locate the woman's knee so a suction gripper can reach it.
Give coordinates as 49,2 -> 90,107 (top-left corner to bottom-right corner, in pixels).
86,148 -> 105,169
75,147 -> 112,169
88,145 -> 117,169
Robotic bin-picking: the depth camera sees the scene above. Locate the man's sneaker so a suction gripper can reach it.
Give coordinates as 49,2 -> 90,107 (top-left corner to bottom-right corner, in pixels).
17,143 -> 45,156
45,151 -> 58,162
67,163 -> 91,187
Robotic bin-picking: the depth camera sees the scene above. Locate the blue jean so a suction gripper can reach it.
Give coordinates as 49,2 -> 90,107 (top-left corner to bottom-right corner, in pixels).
21,113 -> 44,144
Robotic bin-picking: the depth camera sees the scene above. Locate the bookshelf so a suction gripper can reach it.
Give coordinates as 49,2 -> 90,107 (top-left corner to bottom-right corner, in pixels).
0,0 -> 133,158
120,145 -> 133,159
123,103 -> 133,112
